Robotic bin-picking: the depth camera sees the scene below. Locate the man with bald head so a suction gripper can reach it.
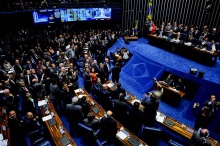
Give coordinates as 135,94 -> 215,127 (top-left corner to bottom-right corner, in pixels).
99,110 -> 117,143
24,111 -> 42,134
191,128 -> 211,146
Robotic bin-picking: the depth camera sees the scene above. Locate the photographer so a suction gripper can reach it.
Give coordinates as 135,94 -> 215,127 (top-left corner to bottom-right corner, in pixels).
204,94 -> 220,119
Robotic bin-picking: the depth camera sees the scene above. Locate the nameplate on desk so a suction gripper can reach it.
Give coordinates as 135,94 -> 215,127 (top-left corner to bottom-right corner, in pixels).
60,135 -> 70,146
128,136 -> 141,146
163,118 -> 174,127
48,118 -> 56,126
38,100 -> 47,106
91,107 -> 100,114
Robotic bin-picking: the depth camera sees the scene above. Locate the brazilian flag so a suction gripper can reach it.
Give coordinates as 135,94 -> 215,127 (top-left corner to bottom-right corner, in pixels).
147,0 -> 153,20
135,20 -> 138,36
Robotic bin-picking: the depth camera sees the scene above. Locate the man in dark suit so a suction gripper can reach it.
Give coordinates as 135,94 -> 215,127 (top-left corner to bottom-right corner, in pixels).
190,128 -> 211,146
192,102 -> 211,130
23,111 -> 42,134
2,89 -> 19,112
32,74 -> 46,100
23,70 -> 34,87
82,112 -> 100,131
66,97 -> 84,135
100,84 -> 112,111
112,93 -> 128,125
141,92 -> 160,126
83,67 -> 92,93
111,82 -> 126,99
13,59 -> 23,80
8,110 -> 27,146
78,96 -> 90,117
103,57 -> 111,81
128,102 -> 143,135
99,110 -> 117,143
166,29 -> 175,39
111,62 -> 121,83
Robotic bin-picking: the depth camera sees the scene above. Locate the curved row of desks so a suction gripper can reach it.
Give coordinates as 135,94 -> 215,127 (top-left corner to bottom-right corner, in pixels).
106,81 -> 219,146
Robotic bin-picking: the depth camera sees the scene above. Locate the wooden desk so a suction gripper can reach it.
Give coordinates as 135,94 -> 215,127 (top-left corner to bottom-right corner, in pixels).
38,99 -> 76,146
123,92 -> 220,146
153,82 -> 186,99
0,107 -> 11,146
124,36 -> 138,41
74,89 -> 148,146
146,34 -> 219,65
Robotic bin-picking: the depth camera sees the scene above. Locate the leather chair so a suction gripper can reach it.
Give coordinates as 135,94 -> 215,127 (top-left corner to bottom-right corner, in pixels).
77,123 -> 100,140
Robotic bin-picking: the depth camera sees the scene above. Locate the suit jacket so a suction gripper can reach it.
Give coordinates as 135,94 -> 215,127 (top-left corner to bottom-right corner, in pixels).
66,104 -> 84,123
82,117 -> 100,130
111,87 -> 126,99
24,74 -> 35,86
99,117 -> 117,141
23,117 -> 41,134
192,107 -> 211,130
191,131 -> 211,146
141,99 -> 159,125
111,66 -> 121,80
112,99 -> 128,122
128,107 -> 143,134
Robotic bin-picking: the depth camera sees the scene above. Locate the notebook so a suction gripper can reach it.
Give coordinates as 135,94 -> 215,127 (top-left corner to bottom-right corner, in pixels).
91,106 -> 100,114
60,136 -> 70,146
163,118 -> 174,127
48,118 -> 56,126
128,136 -> 140,146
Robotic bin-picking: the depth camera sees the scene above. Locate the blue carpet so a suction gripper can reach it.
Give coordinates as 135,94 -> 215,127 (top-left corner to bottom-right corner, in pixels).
60,37 -> 220,146
110,37 -> 220,141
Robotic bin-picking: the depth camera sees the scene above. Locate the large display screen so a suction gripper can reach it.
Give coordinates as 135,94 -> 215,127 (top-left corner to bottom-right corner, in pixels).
33,8 -> 111,24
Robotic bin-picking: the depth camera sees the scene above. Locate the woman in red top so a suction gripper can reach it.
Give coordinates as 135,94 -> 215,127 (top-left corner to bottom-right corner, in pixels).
151,22 -> 157,34
90,67 -> 97,85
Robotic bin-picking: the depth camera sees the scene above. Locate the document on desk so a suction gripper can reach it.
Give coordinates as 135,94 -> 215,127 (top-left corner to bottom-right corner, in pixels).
131,99 -> 141,105
0,139 -> 8,146
38,100 -> 47,106
116,131 -> 127,140
156,112 -> 165,123
74,89 -> 81,93
0,134 -> 3,141
107,82 -> 114,88
42,115 -> 52,122
78,94 -> 86,98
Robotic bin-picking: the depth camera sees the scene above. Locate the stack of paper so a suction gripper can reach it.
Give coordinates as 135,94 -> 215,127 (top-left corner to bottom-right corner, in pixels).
156,112 -> 165,123
131,99 -> 141,105
38,100 -> 47,106
0,134 -> 7,146
116,131 -> 127,140
42,115 -> 52,122
107,83 -> 114,88
78,94 -> 86,98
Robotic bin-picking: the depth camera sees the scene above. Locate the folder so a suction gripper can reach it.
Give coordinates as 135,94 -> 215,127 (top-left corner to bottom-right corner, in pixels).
60,135 -> 70,146
163,118 -> 174,127
91,107 -> 100,114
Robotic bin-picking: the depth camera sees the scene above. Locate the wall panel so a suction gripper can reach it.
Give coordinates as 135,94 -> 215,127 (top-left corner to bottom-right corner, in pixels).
122,0 -> 220,34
